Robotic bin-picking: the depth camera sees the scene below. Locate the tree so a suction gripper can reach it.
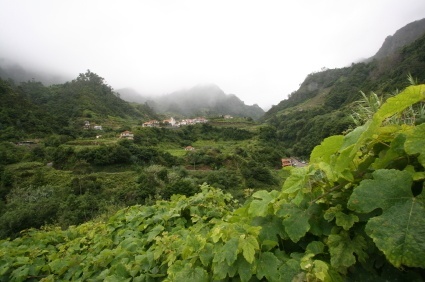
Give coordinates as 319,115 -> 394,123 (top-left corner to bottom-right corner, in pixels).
1,85 -> 425,280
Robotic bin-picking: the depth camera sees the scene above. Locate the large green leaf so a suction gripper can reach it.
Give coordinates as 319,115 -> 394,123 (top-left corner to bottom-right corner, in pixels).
377,85 -> 425,120
212,260 -> 236,280
326,232 -> 367,269
405,123 -> 425,166
348,169 -> 425,268
306,241 -> 325,255
278,259 -> 301,282
248,190 -> 275,217
366,196 -> 425,268
324,205 -> 358,231
282,166 -> 309,194
172,262 -> 209,282
198,243 -> 214,266
310,135 -> 344,164
340,124 -> 367,150
146,225 -> 164,242
348,169 -> 413,213
252,216 -> 285,250
235,256 -> 253,282
238,235 -> 259,264
372,133 -> 407,169
276,203 -> 310,243
256,252 -> 281,282
213,238 -> 239,266
348,85 -> 425,163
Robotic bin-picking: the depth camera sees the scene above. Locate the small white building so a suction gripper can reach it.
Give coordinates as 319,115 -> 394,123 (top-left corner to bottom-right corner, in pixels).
120,131 -> 134,139
142,120 -> 160,127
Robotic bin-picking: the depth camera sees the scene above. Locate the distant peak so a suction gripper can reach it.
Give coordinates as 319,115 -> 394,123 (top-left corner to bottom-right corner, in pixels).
192,83 -> 222,91
373,17 -> 425,60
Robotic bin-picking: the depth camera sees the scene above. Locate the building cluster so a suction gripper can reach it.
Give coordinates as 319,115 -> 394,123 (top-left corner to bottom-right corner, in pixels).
83,116 -> 208,142
84,121 -> 102,130
281,158 -> 307,167
142,117 -> 208,128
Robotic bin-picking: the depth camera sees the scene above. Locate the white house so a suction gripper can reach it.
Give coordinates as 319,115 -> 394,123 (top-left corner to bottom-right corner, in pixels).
120,131 -> 134,139
142,120 -> 160,127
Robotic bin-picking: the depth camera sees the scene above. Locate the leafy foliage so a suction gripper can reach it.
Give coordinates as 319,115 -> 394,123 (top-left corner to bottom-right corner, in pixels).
0,71 -> 158,142
0,85 -> 424,281
263,33 -> 425,157
0,79 -> 59,140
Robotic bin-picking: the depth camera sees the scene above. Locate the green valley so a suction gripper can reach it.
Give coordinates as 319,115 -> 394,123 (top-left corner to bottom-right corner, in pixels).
0,17 -> 425,282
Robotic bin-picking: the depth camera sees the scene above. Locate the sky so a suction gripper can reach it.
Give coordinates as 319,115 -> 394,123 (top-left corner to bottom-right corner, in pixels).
0,0 -> 424,110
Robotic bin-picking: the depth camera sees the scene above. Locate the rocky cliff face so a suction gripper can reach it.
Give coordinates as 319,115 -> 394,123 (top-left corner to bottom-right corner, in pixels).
373,18 -> 425,59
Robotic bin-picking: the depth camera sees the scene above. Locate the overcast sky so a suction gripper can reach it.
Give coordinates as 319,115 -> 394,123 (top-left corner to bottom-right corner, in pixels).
0,0 -> 424,109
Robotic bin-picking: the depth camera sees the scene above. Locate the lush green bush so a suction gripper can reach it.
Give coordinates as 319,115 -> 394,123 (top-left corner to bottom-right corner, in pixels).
1,85 -> 424,281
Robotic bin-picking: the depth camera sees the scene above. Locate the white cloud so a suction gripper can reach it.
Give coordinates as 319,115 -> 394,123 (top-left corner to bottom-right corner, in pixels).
0,0 -> 424,109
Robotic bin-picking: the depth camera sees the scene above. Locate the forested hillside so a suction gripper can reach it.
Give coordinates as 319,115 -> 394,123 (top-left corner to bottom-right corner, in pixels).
0,72 -> 287,239
0,70 -> 157,141
0,79 -> 60,140
263,26 -> 425,157
1,84 -> 424,281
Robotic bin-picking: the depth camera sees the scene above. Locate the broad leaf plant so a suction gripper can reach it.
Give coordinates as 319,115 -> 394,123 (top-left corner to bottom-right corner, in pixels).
1,85 -> 425,281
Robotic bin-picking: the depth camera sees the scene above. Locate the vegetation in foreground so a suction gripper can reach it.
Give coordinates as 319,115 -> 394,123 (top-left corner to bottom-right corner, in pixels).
0,85 -> 424,281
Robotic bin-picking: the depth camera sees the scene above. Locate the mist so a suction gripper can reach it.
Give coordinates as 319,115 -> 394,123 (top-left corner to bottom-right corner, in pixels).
1,0 -> 425,109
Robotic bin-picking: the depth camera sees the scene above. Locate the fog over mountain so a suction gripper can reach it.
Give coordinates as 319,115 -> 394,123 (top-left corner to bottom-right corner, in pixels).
0,58 -> 70,85
119,84 -> 265,119
1,1 -> 425,109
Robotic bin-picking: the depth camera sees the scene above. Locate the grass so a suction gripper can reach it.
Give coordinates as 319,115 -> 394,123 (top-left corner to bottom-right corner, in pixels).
274,87 -> 331,117
6,161 -> 44,171
165,148 -> 187,157
191,139 -> 253,154
5,163 -> 73,188
163,139 -> 255,156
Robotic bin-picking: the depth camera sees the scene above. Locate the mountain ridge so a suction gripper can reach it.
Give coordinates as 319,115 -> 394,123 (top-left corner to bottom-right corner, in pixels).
262,18 -> 425,157
372,18 -> 425,60
0,70 -> 158,140
119,83 -> 265,120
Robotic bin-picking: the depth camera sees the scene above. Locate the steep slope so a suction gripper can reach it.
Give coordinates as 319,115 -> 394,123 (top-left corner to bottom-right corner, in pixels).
0,78 -> 59,140
263,20 -> 425,157
47,70 -> 143,120
0,70 -> 158,139
373,18 -> 425,60
147,84 -> 264,119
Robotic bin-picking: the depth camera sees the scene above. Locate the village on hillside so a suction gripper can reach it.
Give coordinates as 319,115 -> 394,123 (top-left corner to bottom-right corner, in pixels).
142,116 -> 209,128
81,116 -> 211,141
